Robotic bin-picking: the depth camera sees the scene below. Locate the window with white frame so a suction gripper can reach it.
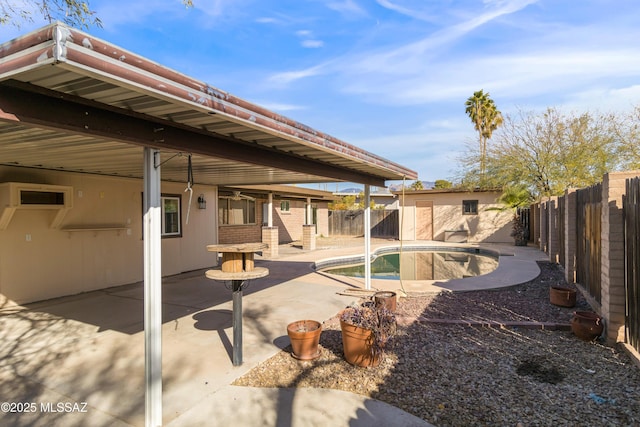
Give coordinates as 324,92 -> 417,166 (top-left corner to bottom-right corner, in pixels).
280,200 -> 290,212
219,197 -> 256,225
162,195 -> 182,237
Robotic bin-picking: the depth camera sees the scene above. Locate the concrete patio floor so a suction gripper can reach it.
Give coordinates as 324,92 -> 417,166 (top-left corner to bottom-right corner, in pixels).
0,238 -> 548,427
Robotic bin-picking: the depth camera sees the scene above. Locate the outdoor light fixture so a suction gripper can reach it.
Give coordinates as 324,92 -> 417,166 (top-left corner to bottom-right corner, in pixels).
197,194 -> 206,209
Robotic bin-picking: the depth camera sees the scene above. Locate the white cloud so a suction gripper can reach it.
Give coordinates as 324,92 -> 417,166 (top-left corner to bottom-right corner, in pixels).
256,17 -> 280,24
301,39 -> 324,48
326,0 -> 369,18
267,61 -> 332,85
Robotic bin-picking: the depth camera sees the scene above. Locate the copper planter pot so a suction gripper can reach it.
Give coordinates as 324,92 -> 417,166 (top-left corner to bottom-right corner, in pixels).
374,291 -> 397,312
571,311 -> 603,341
340,320 -> 380,367
287,320 -> 322,360
549,286 -> 576,307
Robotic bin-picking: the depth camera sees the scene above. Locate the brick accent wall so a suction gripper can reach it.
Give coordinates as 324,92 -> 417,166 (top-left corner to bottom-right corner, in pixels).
274,199 -> 306,242
218,197 -> 330,245
273,199 -> 330,243
218,200 -> 264,244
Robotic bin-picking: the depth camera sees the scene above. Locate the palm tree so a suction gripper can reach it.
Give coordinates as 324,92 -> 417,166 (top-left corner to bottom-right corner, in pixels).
465,90 -> 503,185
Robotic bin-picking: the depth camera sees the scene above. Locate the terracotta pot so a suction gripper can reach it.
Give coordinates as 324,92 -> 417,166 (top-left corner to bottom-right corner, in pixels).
571,311 -> 603,341
287,320 -> 322,360
549,286 -> 576,307
374,291 -> 397,312
340,320 -> 380,367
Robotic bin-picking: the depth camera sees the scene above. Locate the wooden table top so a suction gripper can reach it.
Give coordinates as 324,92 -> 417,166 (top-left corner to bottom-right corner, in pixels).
206,243 -> 268,253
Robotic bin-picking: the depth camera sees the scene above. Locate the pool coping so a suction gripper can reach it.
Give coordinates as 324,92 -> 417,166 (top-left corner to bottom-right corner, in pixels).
313,242 -> 549,294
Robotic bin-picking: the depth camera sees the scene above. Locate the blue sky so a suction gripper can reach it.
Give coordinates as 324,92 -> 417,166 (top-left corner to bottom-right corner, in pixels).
2,0 -> 640,188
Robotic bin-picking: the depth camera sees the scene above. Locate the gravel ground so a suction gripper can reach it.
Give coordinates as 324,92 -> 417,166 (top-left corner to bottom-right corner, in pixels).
233,262 -> 640,426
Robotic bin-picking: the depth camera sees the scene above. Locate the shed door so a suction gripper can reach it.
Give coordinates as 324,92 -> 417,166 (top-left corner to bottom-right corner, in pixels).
416,200 -> 433,240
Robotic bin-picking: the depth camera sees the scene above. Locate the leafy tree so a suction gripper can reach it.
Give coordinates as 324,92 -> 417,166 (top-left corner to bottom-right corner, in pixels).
0,0 -> 194,29
433,179 -> 452,189
496,184 -> 532,210
329,194 -> 357,210
485,107 -> 618,198
612,105 -> 640,170
409,180 -> 424,190
465,90 -> 503,185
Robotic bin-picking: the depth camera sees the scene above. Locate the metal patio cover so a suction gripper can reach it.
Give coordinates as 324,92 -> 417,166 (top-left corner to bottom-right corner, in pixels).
0,23 -> 417,187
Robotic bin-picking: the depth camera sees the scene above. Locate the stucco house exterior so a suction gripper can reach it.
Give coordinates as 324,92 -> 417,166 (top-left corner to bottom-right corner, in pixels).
393,188 -> 513,243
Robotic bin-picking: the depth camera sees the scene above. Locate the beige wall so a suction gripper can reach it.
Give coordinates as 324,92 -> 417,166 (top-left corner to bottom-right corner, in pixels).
0,166 -> 218,305
398,191 -> 512,243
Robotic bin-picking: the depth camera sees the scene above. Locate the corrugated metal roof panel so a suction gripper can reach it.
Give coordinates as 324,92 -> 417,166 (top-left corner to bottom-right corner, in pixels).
0,23 -> 418,186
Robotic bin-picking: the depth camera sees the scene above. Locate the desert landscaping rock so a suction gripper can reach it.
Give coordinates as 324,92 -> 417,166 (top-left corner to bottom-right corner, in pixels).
233,262 -> 640,426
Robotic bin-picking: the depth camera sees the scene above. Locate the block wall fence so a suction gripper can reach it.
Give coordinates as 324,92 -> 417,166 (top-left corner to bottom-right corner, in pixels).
534,171 -> 640,353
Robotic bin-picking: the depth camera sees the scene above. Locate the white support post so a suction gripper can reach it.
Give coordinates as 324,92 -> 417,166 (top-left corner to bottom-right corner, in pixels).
143,148 -> 162,427
267,192 -> 273,227
364,185 -> 372,290
306,197 -> 312,225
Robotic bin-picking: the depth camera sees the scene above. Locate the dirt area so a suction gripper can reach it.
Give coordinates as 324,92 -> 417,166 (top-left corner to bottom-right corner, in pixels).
233,262 -> 640,426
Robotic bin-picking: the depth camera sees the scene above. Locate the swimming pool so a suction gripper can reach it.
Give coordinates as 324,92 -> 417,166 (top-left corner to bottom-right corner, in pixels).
317,246 -> 499,281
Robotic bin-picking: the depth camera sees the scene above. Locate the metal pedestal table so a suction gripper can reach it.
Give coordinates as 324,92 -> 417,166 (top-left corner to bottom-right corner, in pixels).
205,243 -> 269,366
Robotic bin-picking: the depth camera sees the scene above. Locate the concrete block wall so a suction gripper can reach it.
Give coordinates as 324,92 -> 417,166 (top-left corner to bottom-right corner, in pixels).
261,226 -> 279,259
600,171 -> 639,344
302,224 -> 316,250
533,170 -> 640,346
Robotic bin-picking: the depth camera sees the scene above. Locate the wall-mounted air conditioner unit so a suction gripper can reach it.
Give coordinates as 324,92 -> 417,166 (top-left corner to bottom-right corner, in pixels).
0,182 -> 73,230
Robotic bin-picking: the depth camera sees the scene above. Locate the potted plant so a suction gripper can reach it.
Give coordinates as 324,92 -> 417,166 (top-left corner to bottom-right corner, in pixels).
339,299 -> 396,367
287,320 -> 322,360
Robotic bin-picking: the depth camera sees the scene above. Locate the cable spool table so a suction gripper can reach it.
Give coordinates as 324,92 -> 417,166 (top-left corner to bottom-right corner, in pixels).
205,243 -> 269,366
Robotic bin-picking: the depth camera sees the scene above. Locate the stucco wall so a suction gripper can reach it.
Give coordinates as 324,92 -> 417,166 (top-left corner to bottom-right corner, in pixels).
0,166 -> 218,305
398,191 -> 512,243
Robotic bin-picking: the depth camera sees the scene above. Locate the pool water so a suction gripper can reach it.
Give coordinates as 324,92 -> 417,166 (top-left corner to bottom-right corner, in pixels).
322,250 -> 499,281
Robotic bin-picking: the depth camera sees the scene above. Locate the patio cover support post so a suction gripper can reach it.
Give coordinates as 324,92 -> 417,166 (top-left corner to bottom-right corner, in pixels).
143,147 -> 162,427
306,197 -> 312,225
364,185 -> 372,290
267,192 -> 273,227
